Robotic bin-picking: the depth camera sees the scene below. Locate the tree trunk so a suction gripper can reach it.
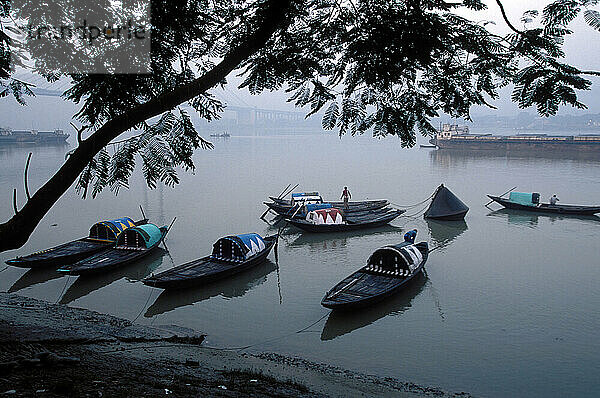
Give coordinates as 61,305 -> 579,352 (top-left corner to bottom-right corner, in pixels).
0,0 -> 292,253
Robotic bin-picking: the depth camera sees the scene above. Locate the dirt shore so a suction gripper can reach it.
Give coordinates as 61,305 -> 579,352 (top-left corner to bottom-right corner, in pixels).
0,293 -> 472,397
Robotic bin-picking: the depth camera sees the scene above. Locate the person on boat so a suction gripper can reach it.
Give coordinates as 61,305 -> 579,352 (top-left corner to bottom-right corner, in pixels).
549,194 -> 559,205
340,186 -> 351,209
404,229 -> 417,244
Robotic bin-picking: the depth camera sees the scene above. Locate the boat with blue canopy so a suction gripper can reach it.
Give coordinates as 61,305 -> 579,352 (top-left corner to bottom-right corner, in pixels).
57,223 -> 168,275
321,241 -> 429,310
487,191 -> 600,215
142,233 -> 277,289
5,216 -> 147,269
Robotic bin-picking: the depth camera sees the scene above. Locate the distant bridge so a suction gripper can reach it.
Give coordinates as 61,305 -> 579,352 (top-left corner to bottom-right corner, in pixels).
13,72 -> 306,124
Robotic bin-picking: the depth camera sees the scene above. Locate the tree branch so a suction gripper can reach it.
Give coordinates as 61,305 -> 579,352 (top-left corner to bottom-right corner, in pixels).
495,0 -> 524,35
24,152 -> 32,200
0,0 -> 294,252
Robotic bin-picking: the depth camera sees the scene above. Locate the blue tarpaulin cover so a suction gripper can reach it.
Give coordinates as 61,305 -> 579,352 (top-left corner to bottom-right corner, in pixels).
509,192 -> 534,205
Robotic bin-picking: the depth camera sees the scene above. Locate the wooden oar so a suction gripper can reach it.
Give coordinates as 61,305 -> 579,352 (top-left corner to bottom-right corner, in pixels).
276,184 -> 291,199
139,205 -> 147,221
485,186 -> 517,207
281,183 -> 299,199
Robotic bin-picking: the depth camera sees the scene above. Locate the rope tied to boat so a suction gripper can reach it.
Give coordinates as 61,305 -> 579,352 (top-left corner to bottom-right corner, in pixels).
389,191 -> 436,209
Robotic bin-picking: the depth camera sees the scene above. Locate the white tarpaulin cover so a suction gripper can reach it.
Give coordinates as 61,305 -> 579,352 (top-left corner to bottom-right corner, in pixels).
306,208 -> 343,225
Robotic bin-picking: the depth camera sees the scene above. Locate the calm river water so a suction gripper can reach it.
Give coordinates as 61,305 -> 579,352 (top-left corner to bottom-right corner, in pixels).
1,131 -> 599,397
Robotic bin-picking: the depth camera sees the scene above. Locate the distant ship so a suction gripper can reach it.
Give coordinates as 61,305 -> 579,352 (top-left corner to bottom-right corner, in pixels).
430,124 -> 600,152
0,128 -> 69,145
209,132 -> 231,138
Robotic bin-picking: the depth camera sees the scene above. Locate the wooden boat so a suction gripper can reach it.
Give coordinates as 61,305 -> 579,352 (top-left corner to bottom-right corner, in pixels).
285,208 -> 404,233
57,224 -> 168,275
420,144 -> 437,148
321,271 -> 427,340
5,217 -> 147,269
487,194 -> 600,215
265,199 -> 389,217
143,233 -> 277,289
144,260 -> 278,317
321,241 -> 429,310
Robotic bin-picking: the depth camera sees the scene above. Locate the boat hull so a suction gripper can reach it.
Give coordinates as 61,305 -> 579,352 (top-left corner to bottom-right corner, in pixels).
322,242 -> 429,310
286,211 -> 403,233
487,195 -> 600,215
142,237 -> 277,289
57,228 -> 168,275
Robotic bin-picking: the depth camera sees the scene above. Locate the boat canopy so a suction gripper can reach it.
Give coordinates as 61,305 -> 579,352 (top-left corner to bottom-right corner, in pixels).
424,184 -> 469,219
116,224 -> 163,249
89,217 -> 136,241
305,203 -> 333,212
211,233 -> 266,262
509,192 -> 540,205
291,192 -> 322,205
306,208 -> 343,225
367,242 -> 423,272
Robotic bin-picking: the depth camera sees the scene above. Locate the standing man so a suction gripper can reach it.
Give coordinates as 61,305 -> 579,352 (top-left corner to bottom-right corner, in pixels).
549,194 -> 559,205
340,186 -> 351,210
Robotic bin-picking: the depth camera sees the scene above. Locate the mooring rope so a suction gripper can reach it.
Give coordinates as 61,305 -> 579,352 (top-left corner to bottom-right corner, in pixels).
0,266 -> 9,274
390,191 -> 435,209
195,312 -> 331,353
131,286 -> 156,324
55,275 -> 71,304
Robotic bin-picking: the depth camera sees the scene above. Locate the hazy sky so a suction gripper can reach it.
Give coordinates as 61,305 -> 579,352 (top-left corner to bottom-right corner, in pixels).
2,0 -> 599,130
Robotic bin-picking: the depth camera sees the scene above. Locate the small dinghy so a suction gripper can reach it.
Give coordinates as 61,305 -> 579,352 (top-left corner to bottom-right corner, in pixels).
487,192 -> 600,215
143,233 -> 277,289
5,217 -> 146,269
57,223 -> 167,275
321,241 -> 429,310
285,207 -> 404,233
424,184 -> 469,220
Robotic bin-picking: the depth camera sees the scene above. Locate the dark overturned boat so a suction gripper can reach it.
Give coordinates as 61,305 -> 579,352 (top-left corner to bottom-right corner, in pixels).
143,233 -> 277,289
487,192 -> 600,215
321,241 -> 429,310
5,217 -> 146,269
424,184 -> 469,221
285,207 -> 404,233
57,223 -> 168,275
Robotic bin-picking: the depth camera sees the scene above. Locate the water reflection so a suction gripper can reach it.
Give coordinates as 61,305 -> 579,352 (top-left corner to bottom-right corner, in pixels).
59,249 -> 166,304
486,208 -> 600,227
425,219 -> 468,250
144,260 -> 278,317
320,271 -> 427,341
8,267 -> 63,293
430,148 -> 600,165
0,142 -> 70,159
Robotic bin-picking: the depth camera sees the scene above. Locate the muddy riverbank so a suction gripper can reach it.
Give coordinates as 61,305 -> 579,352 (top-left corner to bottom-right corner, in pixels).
0,292 -> 474,397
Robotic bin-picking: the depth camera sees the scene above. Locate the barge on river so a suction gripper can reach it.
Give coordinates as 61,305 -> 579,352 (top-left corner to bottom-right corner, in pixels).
0,128 -> 69,145
429,124 -> 600,152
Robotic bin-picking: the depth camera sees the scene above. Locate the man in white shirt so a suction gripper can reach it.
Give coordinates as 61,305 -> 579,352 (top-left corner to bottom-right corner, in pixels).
549,195 -> 559,205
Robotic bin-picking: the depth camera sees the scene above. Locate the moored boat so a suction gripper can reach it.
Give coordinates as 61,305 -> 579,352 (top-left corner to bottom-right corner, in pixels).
487,192 -> 600,215
5,217 -> 146,269
285,207 -> 404,233
143,233 -> 277,289
321,241 -> 429,310
57,223 -> 168,275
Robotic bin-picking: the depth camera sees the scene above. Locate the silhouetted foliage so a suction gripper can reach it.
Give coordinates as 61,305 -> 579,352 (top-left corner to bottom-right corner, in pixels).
1,0 -> 600,251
